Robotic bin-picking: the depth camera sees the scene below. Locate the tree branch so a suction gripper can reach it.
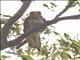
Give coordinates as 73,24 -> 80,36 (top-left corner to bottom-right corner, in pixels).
55,1 -> 72,18
6,14 -> 80,49
1,1 -> 32,50
16,39 -> 27,49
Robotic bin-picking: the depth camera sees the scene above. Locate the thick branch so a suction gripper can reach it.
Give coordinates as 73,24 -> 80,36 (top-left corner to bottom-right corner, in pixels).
1,1 -> 32,50
50,14 -> 80,24
7,14 -> 80,48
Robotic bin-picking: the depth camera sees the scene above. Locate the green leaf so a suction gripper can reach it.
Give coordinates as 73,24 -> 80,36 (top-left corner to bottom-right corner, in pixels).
17,49 -> 23,56
60,53 -> 70,59
50,2 -> 57,7
21,55 -> 33,60
51,6 -> 53,8
43,3 -> 48,8
64,33 -> 70,40
44,27 -> 52,35
66,53 -> 72,59
53,31 -> 60,35
11,25 -> 20,35
25,48 -> 31,55
53,43 -> 57,52
40,46 -> 49,56
52,53 -> 57,60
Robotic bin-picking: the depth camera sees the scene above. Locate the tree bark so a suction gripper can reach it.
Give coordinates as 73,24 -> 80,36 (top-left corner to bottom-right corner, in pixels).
1,1 -> 32,50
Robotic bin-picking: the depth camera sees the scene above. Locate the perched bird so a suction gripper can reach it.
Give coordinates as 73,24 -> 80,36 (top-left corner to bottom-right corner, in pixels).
24,11 -> 46,50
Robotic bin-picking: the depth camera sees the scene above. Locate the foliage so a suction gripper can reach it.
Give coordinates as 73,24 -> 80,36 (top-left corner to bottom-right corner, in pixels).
44,27 -> 52,35
17,33 -> 80,60
1,32 -> 80,60
0,55 -> 10,60
69,0 -> 80,7
43,0 -> 80,12
43,2 -> 57,11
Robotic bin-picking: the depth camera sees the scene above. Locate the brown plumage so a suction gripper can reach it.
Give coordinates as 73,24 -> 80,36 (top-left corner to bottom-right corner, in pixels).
24,11 -> 46,50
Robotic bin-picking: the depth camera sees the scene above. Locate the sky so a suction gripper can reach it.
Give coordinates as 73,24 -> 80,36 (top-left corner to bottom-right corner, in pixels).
1,1 -> 80,60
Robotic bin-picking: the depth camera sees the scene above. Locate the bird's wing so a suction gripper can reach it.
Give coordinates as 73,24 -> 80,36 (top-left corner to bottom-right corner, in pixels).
23,17 -> 31,33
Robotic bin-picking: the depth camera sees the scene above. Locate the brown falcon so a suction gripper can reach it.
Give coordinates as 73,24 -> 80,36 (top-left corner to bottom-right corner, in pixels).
24,11 -> 46,50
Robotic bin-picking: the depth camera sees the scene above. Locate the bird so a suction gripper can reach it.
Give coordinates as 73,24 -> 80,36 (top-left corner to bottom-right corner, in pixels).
23,11 -> 46,51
